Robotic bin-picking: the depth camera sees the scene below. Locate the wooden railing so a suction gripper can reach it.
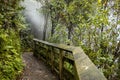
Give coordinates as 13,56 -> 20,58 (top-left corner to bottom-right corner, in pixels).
33,38 -> 107,80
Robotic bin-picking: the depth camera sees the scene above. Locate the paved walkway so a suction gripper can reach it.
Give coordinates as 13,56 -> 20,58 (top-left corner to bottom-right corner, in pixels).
19,52 -> 58,80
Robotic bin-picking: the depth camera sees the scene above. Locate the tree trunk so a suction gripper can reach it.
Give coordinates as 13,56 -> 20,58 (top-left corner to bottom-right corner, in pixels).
43,13 -> 48,40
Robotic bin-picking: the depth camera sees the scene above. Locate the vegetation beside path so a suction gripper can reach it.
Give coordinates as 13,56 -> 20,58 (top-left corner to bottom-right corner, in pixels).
0,0 -> 26,80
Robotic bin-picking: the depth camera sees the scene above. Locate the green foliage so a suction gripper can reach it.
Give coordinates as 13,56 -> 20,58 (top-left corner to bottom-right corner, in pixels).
0,29 -> 24,80
48,24 -> 69,44
20,27 -> 33,52
0,0 -> 25,80
47,0 -> 120,79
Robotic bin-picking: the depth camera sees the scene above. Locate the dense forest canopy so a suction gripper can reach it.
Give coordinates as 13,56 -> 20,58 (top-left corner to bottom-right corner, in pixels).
0,0 -> 25,80
43,0 -> 120,80
0,0 -> 120,80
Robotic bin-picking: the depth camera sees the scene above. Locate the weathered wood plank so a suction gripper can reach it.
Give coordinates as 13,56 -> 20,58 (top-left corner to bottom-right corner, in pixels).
73,47 -> 107,80
33,38 -> 107,80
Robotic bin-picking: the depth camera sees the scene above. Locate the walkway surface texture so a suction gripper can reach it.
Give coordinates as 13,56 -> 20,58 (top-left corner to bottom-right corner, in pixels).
19,52 -> 58,80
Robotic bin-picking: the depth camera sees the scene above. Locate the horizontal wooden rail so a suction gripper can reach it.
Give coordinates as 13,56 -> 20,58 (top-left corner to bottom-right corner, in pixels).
33,38 -> 107,80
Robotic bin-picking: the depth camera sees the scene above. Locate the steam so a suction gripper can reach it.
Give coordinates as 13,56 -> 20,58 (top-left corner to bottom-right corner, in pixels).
21,0 -> 45,39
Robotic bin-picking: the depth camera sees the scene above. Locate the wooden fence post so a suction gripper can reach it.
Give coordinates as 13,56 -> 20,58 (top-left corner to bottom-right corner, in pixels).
59,50 -> 63,80
51,47 -> 54,71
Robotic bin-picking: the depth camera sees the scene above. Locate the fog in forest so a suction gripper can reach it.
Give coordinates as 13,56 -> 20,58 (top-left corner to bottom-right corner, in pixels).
21,0 -> 45,40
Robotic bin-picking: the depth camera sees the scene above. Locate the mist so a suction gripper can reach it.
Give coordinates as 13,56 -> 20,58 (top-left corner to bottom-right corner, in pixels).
21,0 -> 45,40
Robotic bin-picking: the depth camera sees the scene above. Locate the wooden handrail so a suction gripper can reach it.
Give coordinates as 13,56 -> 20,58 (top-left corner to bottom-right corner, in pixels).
33,38 -> 107,80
